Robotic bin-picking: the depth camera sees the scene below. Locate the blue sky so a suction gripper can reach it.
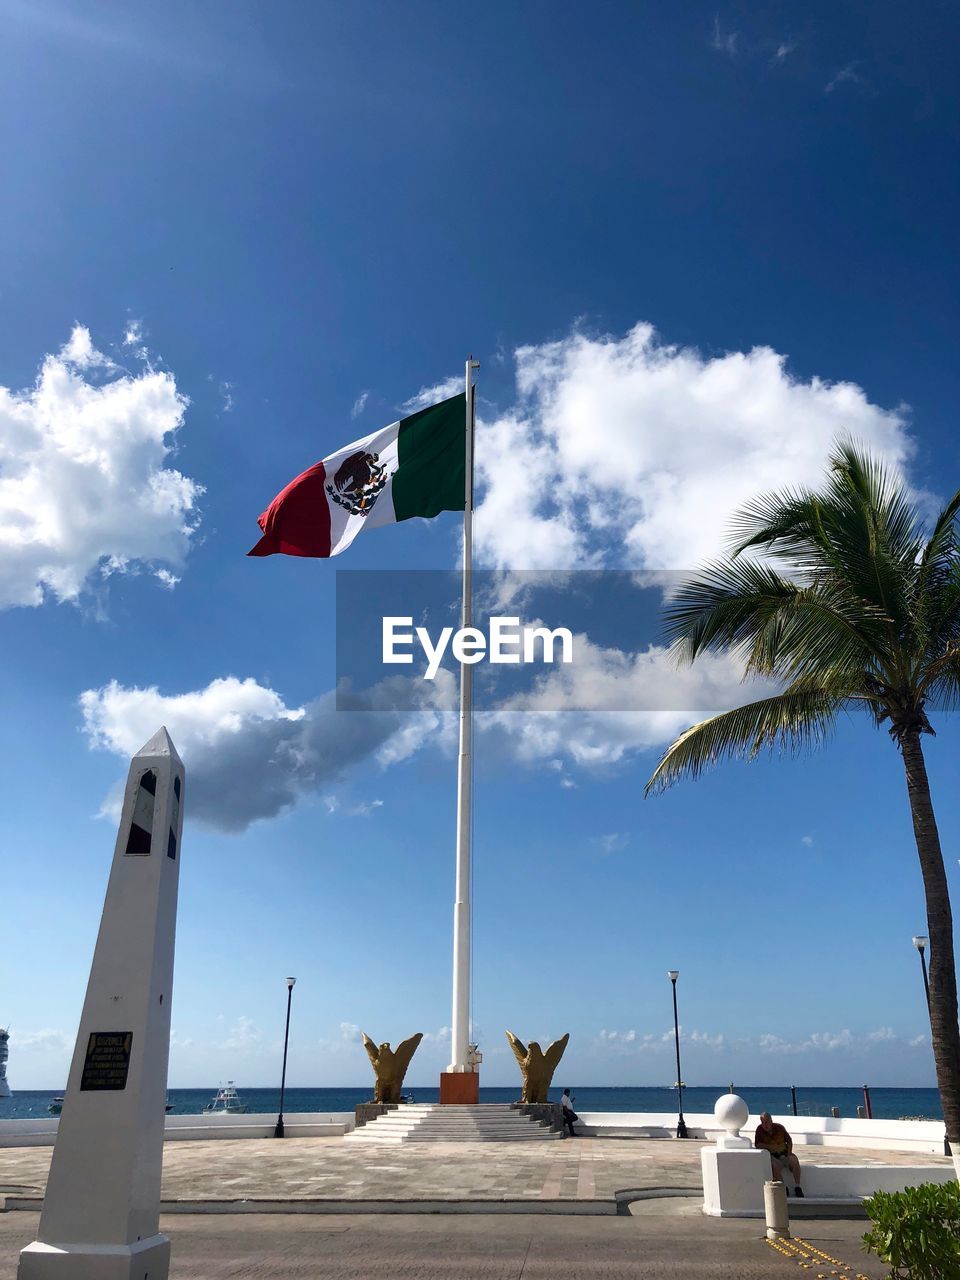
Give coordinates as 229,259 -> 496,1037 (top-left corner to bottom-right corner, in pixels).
2,0 -> 959,1092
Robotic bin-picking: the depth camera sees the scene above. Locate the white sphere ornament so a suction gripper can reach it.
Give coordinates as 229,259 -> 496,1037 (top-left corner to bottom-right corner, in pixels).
714,1093 -> 751,1148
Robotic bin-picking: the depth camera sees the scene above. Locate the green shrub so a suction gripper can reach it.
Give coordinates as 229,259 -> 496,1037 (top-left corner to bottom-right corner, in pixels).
862,1181 -> 960,1279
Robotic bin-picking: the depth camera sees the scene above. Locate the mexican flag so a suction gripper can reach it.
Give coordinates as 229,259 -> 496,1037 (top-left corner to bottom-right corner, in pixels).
248,393 -> 466,558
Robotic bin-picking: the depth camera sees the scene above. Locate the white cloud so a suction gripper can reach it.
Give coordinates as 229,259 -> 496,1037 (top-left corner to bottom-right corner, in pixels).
155,568 -> 180,590
595,832 -> 629,855
80,674 -> 452,832
594,1025 -> 926,1061
349,797 -> 384,816
595,1026 -> 725,1054
221,1015 -> 262,1051
688,1029 -> 726,1048
315,1021 -> 366,1056
756,1028 -> 918,1054
81,676 -> 305,757
421,1026 -> 452,1045
401,377 -> 463,413
60,325 -> 115,370
73,307 -> 923,827
773,41 -> 797,62
79,637 -> 764,830
805,1029 -> 854,1051
801,835 -> 814,847
866,1027 -> 897,1043
483,633 -> 772,770
475,324 -> 912,572
351,390 -> 370,419
711,15 -> 738,55
123,320 -> 144,348
825,62 -> 867,95
0,325 -> 201,608
11,1028 -> 71,1053
324,794 -> 384,817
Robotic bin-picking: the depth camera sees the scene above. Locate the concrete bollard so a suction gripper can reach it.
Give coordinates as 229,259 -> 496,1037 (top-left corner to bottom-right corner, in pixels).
764,1179 -> 790,1240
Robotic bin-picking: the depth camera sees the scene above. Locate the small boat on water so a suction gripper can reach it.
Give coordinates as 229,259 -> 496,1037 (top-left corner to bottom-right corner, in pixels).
203,1082 -> 249,1114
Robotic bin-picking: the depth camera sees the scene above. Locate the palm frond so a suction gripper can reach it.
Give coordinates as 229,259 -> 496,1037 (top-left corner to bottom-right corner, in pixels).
915,492 -> 960,659
728,486 -> 819,558
651,440 -> 959,795
663,558 -> 891,680
921,645 -> 960,712
826,441 -> 919,559
919,489 -> 960,577
645,687 -> 845,795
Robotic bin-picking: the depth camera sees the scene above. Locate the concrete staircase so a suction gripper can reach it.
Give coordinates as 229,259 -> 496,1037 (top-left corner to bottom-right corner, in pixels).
345,1104 -> 561,1144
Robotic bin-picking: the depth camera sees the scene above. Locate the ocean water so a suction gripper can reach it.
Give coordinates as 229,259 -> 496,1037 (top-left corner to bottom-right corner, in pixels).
0,1085 -> 943,1122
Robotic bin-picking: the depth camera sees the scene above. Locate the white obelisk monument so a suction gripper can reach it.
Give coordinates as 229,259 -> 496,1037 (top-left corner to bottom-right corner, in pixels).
19,728 -> 185,1280
0,1027 -> 11,1097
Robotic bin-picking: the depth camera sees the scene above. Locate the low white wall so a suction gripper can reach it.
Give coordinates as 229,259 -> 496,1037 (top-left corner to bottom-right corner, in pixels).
701,1155 -> 954,1218
2,1108 -> 946,1154
577,1111 -> 947,1154
803,1163 -> 956,1197
0,1112 -> 354,1148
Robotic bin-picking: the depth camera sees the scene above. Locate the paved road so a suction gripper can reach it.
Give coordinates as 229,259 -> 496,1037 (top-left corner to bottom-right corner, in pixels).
0,1210 -> 887,1279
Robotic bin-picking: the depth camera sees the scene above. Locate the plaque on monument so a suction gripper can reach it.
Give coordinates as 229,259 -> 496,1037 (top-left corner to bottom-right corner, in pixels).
80,1031 -> 133,1091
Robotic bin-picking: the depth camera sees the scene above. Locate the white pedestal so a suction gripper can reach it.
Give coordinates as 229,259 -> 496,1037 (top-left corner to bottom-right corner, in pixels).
701,1147 -> 770,1217
18,1236 -> 170,1279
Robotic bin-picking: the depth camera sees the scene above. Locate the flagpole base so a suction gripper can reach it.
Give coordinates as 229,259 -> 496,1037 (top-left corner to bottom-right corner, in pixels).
440,1072 -> 479,1105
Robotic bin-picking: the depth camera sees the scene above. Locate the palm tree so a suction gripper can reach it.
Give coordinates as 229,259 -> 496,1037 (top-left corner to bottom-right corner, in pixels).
646,443 -> 960,1169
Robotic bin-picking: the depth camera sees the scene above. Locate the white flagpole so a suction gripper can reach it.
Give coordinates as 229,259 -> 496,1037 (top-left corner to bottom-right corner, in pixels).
449,356 -> 479,1075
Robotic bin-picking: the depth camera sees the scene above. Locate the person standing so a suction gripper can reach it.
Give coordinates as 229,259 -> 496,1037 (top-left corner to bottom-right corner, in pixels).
561,1088 -> 578,1138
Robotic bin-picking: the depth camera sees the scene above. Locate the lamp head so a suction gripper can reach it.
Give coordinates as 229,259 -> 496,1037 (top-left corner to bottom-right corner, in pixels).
667,970 -> 679,982
912,937 -> 928,953
286,976 -> 297,989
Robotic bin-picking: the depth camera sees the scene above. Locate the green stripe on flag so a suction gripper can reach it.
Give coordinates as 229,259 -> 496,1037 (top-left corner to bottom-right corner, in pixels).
392,393 -> 467,522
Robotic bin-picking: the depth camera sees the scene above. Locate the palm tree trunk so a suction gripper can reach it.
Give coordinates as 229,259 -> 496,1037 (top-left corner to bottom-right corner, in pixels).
900,729 -> 960,1173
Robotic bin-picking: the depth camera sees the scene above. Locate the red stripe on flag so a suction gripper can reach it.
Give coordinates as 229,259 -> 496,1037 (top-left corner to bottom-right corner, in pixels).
247,460 -> 332,557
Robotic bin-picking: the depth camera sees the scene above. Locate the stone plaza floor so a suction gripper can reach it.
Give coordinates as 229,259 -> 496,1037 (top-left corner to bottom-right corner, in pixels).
0,1135 -> 950,1207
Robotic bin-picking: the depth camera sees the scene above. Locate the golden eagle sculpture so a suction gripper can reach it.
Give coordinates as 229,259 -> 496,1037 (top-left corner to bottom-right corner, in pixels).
505,1031 -> 570,1103
362,1032 -> 423,1104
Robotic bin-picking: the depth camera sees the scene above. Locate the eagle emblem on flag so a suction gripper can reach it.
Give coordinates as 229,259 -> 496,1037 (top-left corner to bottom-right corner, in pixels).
326,450 -> 388,516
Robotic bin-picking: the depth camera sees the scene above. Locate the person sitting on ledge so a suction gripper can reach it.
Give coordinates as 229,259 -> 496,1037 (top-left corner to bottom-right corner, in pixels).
755,1111 -> 804,1196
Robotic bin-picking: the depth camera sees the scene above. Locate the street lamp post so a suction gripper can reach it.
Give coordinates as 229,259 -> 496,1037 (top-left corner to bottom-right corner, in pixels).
911,937 -> 948,1156
667,970 -> 688,1139
912,935 -> 931,1007
273,977 -> 297,1139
